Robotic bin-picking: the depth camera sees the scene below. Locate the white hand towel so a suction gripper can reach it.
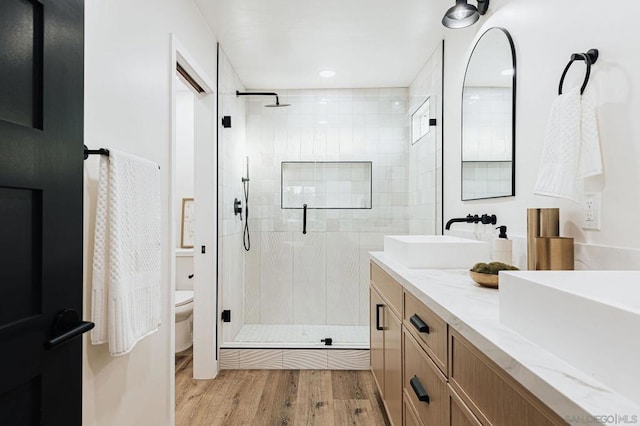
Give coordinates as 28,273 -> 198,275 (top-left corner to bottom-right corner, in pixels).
91,149 -> 161,356
533,87 -> 603,202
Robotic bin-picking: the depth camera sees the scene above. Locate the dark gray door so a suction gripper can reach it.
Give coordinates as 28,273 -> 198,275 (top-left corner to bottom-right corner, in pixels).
0,0 -> 85,424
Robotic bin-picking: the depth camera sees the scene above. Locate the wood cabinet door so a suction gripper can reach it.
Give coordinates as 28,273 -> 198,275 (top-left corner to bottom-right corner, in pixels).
449,385 -> 482,426
403,330 -> 447,426
404,397 -> 424,426
385,310 -> 402,426
449,330 -> 566,426
370,287 -> 385,396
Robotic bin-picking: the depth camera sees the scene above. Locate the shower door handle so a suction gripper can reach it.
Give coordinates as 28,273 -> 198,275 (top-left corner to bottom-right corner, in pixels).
302,204 -> 307,234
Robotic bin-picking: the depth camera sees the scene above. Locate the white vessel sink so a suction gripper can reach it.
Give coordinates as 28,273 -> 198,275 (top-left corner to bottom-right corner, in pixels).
500,271 -> 640,406
383,235 -> 489,269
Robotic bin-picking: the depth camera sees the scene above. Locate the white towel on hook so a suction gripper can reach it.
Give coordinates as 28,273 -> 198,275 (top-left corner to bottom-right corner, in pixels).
533,86 -> 603,202
91,149 -> 162,356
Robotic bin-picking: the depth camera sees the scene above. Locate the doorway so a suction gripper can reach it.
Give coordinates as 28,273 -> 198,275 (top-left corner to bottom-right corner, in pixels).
169,35 -> 217,407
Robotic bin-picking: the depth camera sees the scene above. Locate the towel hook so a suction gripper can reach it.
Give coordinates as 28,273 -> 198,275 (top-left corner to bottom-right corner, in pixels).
558,49 -> 599,96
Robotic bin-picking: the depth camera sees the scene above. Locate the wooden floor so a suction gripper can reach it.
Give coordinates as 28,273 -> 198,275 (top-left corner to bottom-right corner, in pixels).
176,352 -> 390,425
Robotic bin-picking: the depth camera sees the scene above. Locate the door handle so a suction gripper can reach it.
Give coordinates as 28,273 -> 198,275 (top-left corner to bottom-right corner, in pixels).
302,203 -> 307,234
375,304 -> 384,331
45,308 -> 95,350
410,314 -> 430,334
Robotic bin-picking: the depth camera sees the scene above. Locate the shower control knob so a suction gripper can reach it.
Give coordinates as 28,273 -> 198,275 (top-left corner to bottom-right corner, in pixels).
234,198 -> 242,216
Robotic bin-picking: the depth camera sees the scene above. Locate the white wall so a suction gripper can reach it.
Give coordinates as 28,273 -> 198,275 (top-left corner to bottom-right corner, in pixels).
442,0 -> 640,265
83,1 -> 217,425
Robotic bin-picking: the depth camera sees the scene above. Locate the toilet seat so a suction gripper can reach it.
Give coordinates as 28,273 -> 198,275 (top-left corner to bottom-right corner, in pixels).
175,290 -> 193,307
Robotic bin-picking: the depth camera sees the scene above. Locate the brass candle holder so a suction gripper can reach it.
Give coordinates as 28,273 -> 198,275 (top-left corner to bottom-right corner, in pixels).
527,208 -> 574,270
535,236 -> 574,270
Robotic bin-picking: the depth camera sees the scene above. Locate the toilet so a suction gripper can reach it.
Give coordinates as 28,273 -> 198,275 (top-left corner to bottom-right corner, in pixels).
175,249 -> 194,353
175,290 -> 194,353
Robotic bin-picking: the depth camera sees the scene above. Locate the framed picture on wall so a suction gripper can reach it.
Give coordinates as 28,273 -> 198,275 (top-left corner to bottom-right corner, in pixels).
181,198 -> 194,248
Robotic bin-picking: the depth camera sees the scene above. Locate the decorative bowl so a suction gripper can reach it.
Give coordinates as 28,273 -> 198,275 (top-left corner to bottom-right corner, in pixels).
469,271 -> 499,289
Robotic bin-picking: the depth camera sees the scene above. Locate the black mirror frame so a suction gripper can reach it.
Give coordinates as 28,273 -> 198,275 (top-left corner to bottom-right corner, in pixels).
460,27 -> 516,201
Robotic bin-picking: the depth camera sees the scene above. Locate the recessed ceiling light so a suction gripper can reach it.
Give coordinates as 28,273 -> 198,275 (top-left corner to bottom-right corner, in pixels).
319,70 -> 336,78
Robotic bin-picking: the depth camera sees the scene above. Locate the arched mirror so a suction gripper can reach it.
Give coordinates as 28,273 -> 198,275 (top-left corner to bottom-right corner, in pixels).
461,27 -> 516,200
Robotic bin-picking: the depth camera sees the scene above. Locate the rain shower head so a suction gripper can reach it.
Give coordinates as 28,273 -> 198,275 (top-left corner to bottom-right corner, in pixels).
265,98 -> 291,108
236,90 -> 291,107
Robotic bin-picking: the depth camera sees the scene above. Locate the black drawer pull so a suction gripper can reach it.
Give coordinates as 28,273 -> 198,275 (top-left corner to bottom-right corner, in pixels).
410,375 -> 430,404
375,304 -> 384,331
410,314 -> 429,334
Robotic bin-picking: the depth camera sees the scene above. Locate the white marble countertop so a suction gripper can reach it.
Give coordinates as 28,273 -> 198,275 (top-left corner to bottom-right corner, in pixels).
370,252 -> 640,425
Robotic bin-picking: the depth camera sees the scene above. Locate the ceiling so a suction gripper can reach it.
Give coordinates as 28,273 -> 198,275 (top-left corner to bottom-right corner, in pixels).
195,0 -> 447,89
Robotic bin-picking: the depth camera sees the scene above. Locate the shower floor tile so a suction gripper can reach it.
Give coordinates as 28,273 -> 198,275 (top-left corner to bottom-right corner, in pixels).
224,324 -> 369,349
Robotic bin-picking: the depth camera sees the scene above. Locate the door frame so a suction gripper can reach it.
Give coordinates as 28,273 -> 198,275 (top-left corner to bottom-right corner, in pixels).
169,33 -> 218,418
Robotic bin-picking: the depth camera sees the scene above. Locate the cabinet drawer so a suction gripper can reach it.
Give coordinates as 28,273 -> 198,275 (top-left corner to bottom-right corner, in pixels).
449,330 -> 566,426
404,291 -> 448,374
371,262 -> 402,317
404,391 -> 423,426
449,385 -> 481,426
403,329 -> 447,426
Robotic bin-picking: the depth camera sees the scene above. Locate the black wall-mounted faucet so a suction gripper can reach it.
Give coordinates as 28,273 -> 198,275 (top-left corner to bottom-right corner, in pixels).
445,214 -> 497,230
480,214 -> 497,225
234,198 -> 242,218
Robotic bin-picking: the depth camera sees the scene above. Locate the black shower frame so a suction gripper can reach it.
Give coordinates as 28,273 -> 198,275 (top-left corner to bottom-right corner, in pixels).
280,161 -> 373,210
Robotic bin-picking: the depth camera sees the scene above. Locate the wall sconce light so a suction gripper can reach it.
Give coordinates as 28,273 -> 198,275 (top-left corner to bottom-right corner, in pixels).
442,0 -> 489,29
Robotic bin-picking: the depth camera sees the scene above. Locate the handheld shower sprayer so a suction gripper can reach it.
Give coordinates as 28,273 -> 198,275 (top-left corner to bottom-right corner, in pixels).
241,156 -> 250,251
242,156 -> 249,182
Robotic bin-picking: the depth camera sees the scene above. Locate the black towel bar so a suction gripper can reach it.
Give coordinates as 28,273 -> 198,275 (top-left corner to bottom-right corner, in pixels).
558,49 -> 599,95
83,145 -> 160,169
83,145 -> 110,160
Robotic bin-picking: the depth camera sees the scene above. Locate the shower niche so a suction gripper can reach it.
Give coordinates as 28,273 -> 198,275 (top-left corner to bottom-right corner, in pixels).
281,161 -> 372,209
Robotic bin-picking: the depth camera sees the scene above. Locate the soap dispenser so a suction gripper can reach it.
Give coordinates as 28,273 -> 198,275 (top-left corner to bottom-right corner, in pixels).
493,226 -> 513,264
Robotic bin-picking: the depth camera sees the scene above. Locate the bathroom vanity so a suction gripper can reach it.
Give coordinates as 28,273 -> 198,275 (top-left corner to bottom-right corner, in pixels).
369,253 -> 640,426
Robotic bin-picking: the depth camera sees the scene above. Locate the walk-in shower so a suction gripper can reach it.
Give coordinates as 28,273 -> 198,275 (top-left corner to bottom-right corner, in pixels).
216,44 -> 442,367
219,86 -> 412,352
